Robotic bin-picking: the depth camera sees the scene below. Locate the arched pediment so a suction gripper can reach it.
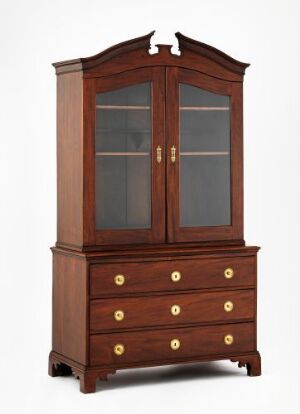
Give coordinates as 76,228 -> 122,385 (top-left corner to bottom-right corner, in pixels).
53,31 -> 249,81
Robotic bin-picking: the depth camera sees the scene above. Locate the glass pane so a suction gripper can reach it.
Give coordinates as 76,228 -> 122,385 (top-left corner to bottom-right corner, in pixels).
179,84 -> 231,227
95,83 -> 151,229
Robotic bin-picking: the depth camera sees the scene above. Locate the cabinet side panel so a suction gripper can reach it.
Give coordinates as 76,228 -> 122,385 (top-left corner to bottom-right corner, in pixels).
57,72 -> 83,246
52,252 -> 88,365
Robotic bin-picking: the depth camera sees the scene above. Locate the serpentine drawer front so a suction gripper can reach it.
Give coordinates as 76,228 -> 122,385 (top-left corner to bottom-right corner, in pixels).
90,322 -> 255,366
90,289 -> 255,331
90,256 -> 256,297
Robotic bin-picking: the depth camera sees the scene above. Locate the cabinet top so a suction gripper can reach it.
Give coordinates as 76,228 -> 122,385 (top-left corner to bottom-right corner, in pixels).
52,31 -> 250,81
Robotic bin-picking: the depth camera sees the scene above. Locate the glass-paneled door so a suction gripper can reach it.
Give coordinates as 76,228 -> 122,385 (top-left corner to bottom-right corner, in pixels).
86,68 -> 165,245
166,67 -> 243,242
95,83 -> 152,230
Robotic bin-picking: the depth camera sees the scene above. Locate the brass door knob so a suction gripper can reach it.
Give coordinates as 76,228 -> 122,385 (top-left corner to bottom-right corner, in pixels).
224,334 -> 234,345
224,301 -> 234,312
170,304 -> 181,316
224,268 -> 234,279
114,310 -> 125,321
114,343 -> 125,356
114,274 -> 125,286
171,271 -> 181,282
170,338 -> 181,350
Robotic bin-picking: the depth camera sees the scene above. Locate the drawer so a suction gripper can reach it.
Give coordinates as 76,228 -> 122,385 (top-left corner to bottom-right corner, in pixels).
90,256 -> 256,297
90,322 -> 255,366
90,289 -> 255,331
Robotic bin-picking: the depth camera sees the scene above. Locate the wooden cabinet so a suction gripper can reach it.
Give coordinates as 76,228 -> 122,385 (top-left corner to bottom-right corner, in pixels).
49,31 -> 261,393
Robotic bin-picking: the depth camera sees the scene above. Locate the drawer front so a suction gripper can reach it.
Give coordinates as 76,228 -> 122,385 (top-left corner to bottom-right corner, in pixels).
90,289 -> 255,331
90,322 -> 255,366
90,256 -> 256,297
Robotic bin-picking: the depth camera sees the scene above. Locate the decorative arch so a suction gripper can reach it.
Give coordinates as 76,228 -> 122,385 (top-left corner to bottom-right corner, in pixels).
53,31 -> 249,82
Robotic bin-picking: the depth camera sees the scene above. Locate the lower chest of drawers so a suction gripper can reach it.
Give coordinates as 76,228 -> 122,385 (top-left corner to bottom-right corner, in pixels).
50,248 -> 260,393
88,254 -> 257,366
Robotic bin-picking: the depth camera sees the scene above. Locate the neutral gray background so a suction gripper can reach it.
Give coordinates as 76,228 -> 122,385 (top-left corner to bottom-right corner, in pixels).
0,0 -> 299,413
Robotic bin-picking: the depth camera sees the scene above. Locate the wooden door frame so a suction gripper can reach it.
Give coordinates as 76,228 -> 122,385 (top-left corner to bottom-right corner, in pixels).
83,67 -> 166,246
166,67 -> 244,243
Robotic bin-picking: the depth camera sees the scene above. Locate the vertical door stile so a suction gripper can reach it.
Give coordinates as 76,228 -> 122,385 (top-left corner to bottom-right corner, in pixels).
166,67 -> 179,243
151,67 -> 166,243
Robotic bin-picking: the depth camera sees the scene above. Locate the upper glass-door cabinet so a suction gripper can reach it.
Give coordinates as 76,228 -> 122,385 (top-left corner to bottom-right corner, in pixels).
53,31 -> 248,250
87,68 -> 165,245
167,67 -> 244,243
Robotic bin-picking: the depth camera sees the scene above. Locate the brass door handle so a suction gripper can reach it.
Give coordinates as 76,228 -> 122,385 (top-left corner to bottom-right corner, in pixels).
156,146 -> 162,163
171,145 -> 176,163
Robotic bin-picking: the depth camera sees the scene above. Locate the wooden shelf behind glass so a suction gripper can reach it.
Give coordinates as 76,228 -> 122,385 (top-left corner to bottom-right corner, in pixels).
180,107 -> 230,111
96,129 -> 150,133
96,105 -> 150,110
180,151 -> 229,156
96,152 -> 150,156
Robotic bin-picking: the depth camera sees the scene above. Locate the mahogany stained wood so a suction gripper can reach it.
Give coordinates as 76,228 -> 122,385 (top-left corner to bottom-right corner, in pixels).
90,289 -> 255,331
53,31 -> 249,81
53,32 -> 249,250
49,349 -> 260,393
175,32 -> 250,74
83,46 -> 245,82
50,32 -> 260,393
49,350 -> 116,393
166,67 -> 243,242
231,352 -> 261,376
83,67 -> 166,246
56,72 -> 83,247
90,255 -> 256,297
90,322 -> 255,366
52,252 -> 88,364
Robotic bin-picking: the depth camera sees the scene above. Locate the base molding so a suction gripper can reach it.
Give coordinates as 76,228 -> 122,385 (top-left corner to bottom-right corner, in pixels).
49,350 -> 261,393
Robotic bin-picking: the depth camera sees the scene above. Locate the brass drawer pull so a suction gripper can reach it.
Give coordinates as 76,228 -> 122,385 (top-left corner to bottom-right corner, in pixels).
224,268 -> 234,279
224,301 -> 234,312
170,338 -> 181,350
114,310 -> 125,321
171,271 -> 181,282
224,334 -> 234,345
114,343 -> 125,356
114,274 -> 125,286
156,146 -> 162,163
170,304 -> 181,316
